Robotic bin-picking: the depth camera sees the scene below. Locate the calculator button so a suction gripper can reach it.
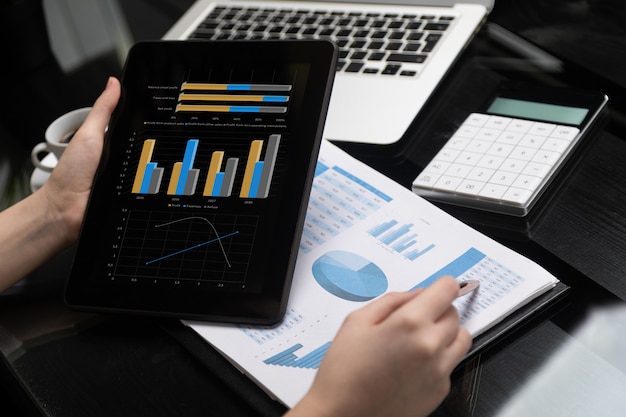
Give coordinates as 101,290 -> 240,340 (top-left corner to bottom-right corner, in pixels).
434,148 -> 461,162
456,179 -> 485,196
467,167 -> 495,182
487,143 -> 514,158
528,121 -> 556,136
542,138 -> 571,153
491,170 -> 517,186
455,151 -> 483,166
478,183 -> 508,200
476,155 -> 505,170
496,131 -> 523,145
447,136 -> 470,150
508,146 -> 537,161
507,118 -> 533,133
534,150 -> 561,165
523,162 -> 552,177
550,125 -> 579,141
466,139 -> 492,153
445,163 -> 472,178
475,127 -> 502,141
424,160 -> 451,175
456,125 -> 481,138
518,134 -> 546,149
513,174 -> 542,191
465,113 -> 490,127
502,187 -> 533,205
484,115 -> 512,130
434,175 -> 463,191
414,172 -> 440,188
500,158 -> 527,174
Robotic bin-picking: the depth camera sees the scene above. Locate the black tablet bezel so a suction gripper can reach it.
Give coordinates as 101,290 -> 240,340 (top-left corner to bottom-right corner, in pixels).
65,40 -> 337,324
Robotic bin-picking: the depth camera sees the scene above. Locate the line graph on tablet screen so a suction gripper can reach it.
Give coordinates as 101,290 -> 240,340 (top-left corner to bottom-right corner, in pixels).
110,210 -> 257,284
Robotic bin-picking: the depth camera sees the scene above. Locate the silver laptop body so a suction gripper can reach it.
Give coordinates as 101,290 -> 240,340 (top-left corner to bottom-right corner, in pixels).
165,0 -> 494,145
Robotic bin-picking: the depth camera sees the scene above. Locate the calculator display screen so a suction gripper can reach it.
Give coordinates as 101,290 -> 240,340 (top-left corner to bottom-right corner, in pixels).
487,97 -> 589,126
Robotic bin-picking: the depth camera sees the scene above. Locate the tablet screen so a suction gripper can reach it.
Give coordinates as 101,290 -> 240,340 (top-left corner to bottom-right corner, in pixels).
65,41 -> 336,324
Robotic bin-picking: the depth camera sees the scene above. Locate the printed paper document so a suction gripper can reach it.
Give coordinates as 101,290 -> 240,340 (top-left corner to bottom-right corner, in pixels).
187,140 -> 559,407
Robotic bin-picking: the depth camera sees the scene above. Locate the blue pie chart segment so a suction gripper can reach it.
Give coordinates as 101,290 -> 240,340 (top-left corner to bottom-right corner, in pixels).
312,250 -> 388,302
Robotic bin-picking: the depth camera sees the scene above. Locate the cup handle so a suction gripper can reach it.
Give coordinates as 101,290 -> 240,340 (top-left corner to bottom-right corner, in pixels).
31,142 -> 54,172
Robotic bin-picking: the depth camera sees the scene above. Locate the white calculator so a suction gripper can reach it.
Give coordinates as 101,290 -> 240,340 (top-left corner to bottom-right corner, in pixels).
412,84 -> 608,216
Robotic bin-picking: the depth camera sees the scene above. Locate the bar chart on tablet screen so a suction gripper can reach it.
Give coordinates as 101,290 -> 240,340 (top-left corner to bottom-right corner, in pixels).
128,134 -> 283,199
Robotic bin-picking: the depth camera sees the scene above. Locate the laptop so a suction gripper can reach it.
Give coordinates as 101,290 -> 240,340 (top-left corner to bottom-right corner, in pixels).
164,0 -> 494,145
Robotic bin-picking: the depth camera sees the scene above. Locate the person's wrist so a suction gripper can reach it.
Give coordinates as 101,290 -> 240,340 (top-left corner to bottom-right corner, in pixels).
39,182 -> 83,248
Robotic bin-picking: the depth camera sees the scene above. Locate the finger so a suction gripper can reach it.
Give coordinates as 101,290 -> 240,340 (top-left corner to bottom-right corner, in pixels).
75,77 -> 121,142
432,305 -> 464,348
355,290 -> 422,324
409,276 -> 460,320
439,326 -> 472,372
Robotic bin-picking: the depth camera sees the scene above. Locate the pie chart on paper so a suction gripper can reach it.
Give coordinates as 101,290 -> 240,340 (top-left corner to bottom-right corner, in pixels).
312,250 -> 388,302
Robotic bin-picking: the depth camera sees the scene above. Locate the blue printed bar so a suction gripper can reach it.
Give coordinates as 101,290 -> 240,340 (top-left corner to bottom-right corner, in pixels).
393,234 -> 418,252
410,247 -> 486,290
405,243 -> 436,261
369,220 -> 398,237
381,223 -> 413,245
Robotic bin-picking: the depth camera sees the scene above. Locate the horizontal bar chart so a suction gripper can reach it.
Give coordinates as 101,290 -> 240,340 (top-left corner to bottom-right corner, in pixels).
176,82 -> 292,114
263,342 -> 331,369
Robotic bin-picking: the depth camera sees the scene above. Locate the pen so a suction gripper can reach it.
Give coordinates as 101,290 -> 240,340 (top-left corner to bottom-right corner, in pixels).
457,280 -> 480,297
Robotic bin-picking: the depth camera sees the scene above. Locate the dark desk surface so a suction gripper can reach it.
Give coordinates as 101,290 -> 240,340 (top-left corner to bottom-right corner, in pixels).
3,2 -> 626,416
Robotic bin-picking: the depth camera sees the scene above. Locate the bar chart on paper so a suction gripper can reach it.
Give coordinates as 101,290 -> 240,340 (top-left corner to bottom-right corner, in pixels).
130,134 -> 282,198
368,220 -> 436,261
264,342 -> 331,369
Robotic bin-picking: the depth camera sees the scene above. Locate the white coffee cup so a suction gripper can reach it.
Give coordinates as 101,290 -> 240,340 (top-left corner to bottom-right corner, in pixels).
31,107 -> 92,172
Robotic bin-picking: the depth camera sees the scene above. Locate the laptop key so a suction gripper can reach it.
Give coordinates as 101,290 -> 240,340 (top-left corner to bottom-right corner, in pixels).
381,64 -> 401,75
368,52 -> 386,61
345,62 -> 365,72
387,53 -> 427,63
424,22 -> 450,31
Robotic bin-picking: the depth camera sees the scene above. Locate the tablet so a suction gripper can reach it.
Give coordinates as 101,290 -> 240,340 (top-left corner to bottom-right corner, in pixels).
65,40 -> 337,324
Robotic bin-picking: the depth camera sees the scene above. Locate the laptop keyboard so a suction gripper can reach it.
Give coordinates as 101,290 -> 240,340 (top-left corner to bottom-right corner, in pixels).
189,4 -> 454,77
